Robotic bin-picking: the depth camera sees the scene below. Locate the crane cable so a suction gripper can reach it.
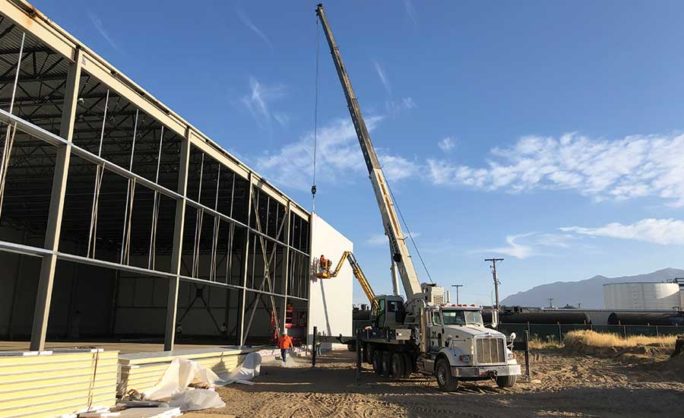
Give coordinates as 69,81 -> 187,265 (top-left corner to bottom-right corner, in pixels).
385,180 -> 435,284
311,16 -> 321,212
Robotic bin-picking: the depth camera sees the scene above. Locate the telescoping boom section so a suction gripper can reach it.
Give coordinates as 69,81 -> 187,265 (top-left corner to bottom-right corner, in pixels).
316,4 -> 422,299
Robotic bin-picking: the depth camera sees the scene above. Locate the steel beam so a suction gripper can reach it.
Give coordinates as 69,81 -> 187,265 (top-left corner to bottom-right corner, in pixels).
29,48 -> 81,351
238,173 -> 253,347
0,0 -> 309,220
163,129 -> 190,351
281,201 -> 291,329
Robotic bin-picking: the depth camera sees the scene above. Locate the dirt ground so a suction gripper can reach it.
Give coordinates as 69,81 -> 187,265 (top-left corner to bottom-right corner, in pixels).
190,349 -> 684,418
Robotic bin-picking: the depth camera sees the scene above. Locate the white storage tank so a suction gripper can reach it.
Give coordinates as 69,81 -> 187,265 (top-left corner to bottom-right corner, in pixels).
603,282 -> 682,310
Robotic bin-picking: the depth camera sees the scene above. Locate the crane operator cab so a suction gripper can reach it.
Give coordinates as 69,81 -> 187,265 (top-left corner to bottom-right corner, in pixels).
372,295 -> 406,328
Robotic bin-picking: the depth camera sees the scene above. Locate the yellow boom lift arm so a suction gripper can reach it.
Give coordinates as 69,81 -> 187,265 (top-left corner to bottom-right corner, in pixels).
318,251 -> 377,310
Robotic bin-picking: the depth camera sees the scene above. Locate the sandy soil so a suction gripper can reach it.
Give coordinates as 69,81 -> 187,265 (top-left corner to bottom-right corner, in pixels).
190,349 -> 684,418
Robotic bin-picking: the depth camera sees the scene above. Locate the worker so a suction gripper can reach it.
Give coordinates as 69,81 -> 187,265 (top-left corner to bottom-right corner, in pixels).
277,331 -> 293,364
319,254 -> 328,272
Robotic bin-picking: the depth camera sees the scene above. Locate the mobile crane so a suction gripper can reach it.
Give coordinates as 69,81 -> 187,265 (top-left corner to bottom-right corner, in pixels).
315,4 -> 521,390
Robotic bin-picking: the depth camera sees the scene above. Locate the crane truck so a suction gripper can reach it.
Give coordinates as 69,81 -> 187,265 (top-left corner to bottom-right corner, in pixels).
315,4 -> 521,391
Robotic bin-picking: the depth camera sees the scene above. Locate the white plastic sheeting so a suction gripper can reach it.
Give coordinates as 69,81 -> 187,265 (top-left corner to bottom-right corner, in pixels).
142,353 -> 262,412
223,352 -> 262,384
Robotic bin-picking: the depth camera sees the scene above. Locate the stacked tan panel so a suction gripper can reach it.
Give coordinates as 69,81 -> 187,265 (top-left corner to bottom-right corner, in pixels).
0,349 -> 118,417
118,347 -> 249,396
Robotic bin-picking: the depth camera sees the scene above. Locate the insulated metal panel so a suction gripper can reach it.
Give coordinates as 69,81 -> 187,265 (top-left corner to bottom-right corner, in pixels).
307,214 -> 353,344
0,349 -> 118,417
117,346 -> 250,396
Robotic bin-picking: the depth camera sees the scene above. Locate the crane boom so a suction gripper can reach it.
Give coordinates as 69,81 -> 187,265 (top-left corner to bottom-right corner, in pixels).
316,4 -> 422,299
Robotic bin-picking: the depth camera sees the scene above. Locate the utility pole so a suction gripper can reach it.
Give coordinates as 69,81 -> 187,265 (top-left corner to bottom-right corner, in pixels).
485,258 -> 503,311
548,297 -> 554,309
451,284 -> 463,304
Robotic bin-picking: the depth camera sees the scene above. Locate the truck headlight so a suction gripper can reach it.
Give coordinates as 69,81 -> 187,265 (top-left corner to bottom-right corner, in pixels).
507,352 -> 515,360
458,354 -> 472,364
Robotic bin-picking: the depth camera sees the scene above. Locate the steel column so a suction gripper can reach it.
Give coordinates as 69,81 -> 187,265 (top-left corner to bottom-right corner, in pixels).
163,130 -> 191,351
238,173 -> 254,347
281,201 -> 291,330
29,48 -> 82,351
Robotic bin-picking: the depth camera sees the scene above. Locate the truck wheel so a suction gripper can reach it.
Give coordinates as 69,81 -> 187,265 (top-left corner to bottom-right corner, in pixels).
496,375 -> 517,388
372,350 -> 383,375
401,353 -> 413,378
435,358 -> 459,392
390,353 -> 405,379
381,351 -> 392,378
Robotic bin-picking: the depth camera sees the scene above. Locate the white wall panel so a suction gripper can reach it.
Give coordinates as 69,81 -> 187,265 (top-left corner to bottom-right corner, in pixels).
307,214 -> 353,343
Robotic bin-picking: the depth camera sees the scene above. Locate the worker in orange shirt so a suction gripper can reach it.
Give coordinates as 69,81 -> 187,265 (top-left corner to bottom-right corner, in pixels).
277,331 -> 294,364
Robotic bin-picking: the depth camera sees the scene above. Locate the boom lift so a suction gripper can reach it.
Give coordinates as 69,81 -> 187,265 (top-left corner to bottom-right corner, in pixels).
315,4 -> 521,390
317,251 -> 377,310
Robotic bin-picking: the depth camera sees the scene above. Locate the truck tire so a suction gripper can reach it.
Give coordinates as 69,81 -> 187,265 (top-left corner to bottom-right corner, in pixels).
381,351 -> 392,378
435,358 -> 459,392
390,352 -> 405,379
401,353 -> 413,378
496,375 -> 517,388
372,350 -> 383,375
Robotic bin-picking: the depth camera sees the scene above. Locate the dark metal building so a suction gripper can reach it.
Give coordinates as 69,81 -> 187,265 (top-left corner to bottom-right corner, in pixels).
0,0 -> 312,351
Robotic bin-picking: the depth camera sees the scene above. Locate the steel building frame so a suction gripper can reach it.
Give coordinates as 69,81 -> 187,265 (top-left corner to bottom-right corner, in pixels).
0,0 -> 311,351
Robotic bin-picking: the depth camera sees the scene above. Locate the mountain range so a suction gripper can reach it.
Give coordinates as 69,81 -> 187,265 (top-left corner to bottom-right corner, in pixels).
500,268 -> 684,309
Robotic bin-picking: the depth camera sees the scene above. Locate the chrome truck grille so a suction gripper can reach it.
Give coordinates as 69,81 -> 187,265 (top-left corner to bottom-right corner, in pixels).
475,337 -> 506,364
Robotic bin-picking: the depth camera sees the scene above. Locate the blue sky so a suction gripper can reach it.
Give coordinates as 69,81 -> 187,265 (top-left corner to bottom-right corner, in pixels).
34,0 -> 684,305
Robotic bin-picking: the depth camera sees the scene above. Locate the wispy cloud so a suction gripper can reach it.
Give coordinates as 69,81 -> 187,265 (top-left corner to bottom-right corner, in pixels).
272,112 -> 290,127
237,9 -> 273,50
478,232 -> 576,259
379,154 -> 419,181
259,121 -> 684,208
385,97 -> 416,115
473,219 -> 684,261
438,137 -> 456,153
366,233 -> 388,246
241,77 -> 287,127
256,116 -> 419,190
256,117 -> 380,190
373,61 -> 391,95
482,234 -> 536,259
88,12 -> 119,51
428,132 -> 684,206
562,218 -> 684,245
403,0 -> 418,26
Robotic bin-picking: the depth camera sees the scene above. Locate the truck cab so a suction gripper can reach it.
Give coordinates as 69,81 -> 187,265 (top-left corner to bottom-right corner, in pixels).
419,303 -> 521,390
368,292 -> 521,391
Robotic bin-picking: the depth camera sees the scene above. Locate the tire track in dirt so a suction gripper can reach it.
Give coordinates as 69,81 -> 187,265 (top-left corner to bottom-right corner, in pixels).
194,350 -> 684,418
